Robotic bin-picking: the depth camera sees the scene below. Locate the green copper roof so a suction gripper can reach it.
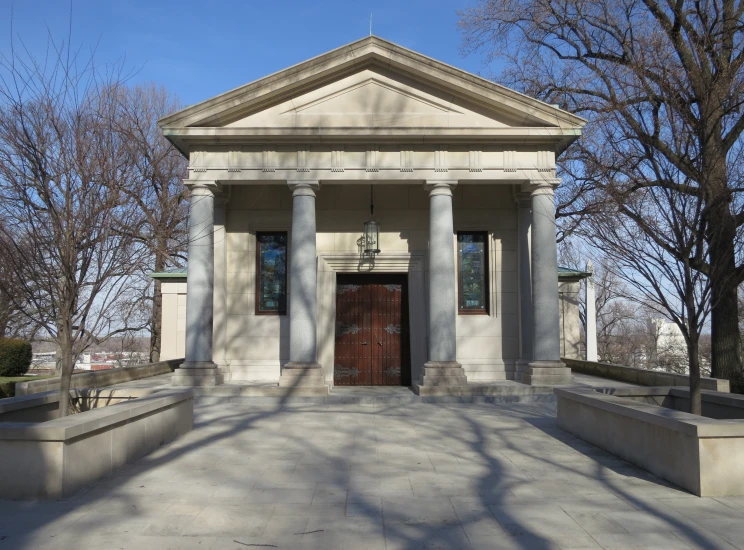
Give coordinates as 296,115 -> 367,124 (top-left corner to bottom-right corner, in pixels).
148,267 -> 187,279
558,266 -> 592,280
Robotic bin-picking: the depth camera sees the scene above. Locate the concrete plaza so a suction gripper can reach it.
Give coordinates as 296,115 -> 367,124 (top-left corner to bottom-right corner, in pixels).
2,399 -> 744,549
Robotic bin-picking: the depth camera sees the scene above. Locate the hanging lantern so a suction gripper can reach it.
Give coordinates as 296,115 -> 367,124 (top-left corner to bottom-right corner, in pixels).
364,185 -> 380,255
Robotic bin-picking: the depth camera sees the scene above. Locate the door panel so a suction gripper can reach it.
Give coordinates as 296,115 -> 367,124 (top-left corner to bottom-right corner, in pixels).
374,282 -> 403,386
334,275 -> 409,386
335,282 -> 372,385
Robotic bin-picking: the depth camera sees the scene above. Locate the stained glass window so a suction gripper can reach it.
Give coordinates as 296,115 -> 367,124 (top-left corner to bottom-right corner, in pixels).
256,232 -> 287,314
457,232 -> 489,314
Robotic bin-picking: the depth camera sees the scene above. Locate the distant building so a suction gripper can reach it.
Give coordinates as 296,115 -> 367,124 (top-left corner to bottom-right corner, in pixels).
647,319 -> 688,372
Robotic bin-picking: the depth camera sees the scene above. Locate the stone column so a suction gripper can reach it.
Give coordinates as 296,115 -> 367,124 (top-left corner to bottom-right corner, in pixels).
585,260 -> 598,361
173,181 -> 224,386
524,180 -> 573,385
516,192 -> 533,383
415,180 -> 468,393
280,181 -> 326,390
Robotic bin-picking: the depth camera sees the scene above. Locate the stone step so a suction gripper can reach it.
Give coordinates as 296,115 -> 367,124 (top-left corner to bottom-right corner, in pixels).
523,372 -> 574,386
411,382 -> 556,399
171,372 -> 224,386
524,364 -> 574,386
464,371 -> 509,381
422,367 -> 467,377
420,375 -> 469,387
229,365 -> 281,381
279,369 -> 326,388
193,385 -> 329,398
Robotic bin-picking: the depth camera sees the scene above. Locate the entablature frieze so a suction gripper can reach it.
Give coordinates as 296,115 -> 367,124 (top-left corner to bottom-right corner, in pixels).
185,168 -> 557,184
187,145 -> 556,183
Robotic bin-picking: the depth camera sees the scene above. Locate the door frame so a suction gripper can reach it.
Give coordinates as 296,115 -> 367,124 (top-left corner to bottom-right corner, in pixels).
317,253 -> 427,388
334,273 -> 411,386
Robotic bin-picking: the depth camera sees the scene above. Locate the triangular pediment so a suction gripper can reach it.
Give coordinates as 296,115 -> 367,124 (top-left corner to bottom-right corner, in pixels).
291,79 -> 454,116
159,36 -> 585,153
222,68 -> 524,129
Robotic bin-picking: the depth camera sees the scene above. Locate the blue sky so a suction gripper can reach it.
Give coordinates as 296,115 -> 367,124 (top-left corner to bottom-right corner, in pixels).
0,0 -> 495,107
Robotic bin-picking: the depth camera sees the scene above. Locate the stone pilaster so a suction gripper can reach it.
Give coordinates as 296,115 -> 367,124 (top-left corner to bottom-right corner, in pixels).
173,181 -> 224,386
417,180 -> 467,390
585,260 -> 598,361
516,192 -> 533,383
524,180 -> 573,385
280,181 -> 327,390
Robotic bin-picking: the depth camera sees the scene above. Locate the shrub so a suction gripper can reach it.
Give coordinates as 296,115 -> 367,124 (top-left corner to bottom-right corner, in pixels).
0,380 -> 15,399
0,338 -> 32,377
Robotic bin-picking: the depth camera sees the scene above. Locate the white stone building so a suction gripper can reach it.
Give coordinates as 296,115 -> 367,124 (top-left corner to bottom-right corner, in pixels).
157,37 -> 586,394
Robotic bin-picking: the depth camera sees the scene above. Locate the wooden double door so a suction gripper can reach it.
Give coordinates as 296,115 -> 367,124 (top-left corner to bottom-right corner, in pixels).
334,274 -> 410,386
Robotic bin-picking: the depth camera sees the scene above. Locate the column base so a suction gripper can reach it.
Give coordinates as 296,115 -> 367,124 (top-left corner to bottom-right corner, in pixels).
279,362 -> 328,391
419,361 -> 468,387
515,359 -> 531,383
171,361 -> 224,387
523,360 -> 573,386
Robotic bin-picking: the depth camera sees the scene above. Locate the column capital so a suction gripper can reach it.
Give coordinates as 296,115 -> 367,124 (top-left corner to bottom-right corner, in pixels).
287,180 -> 320,197
522,178 -> 560,197
184,180 -> 221,197
424,180 -> 458,197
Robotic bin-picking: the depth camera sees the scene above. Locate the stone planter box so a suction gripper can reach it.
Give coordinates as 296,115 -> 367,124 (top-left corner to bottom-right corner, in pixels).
556,387 -> 744,496
0,388 -> 193,500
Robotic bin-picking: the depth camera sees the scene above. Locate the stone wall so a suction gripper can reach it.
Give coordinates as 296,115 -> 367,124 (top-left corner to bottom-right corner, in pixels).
563,357 -> 730,392
220,183 -> 519,384
0,388 -> 163,422
0,389 -> 193,500
558,281 -> 582,360
557,387 -> 744,496
161,280 -> 187,360
15,359 -> 183,396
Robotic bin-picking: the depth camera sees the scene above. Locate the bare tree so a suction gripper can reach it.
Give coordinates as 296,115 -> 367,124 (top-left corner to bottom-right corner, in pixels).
460,0 -> 744,384
0,37 -> 148,415
0,223 -> 36,339
559,246 -> 649,366
591,270 -> 648,367
584,185 -> 711,413
114,85 -> 188,362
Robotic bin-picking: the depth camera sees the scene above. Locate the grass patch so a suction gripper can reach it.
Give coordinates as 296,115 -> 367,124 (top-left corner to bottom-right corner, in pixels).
0,375 -> 55,399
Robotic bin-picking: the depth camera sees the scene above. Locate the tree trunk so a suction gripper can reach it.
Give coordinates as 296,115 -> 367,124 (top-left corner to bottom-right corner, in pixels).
54,331 -> 63,374
0,302 -> 9,337
688,337 -> 702,416
57,334 -> 75,417
710,282 -> 742,379
150,279 -> 162,363
707,198 -> 742,382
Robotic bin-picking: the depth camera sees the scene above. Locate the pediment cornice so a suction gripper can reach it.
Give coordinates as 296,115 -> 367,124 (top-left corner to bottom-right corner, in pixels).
159,37 -> 586,152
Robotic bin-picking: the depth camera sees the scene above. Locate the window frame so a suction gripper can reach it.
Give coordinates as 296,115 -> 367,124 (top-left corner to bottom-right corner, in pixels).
456,231 -> 490,315
255,231 -> 288,316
